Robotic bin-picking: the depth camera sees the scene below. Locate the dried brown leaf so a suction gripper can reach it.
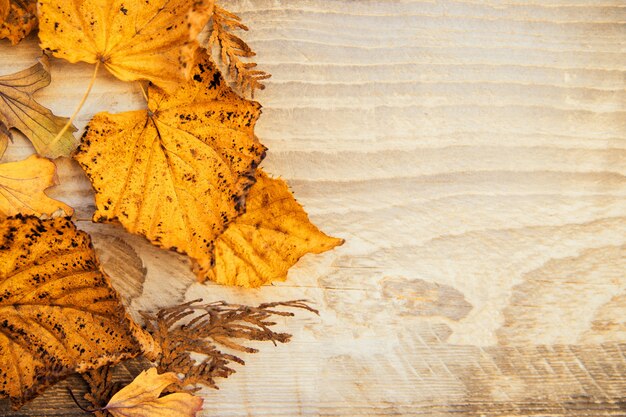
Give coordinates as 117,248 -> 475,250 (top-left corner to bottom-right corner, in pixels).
0,55 -> 78,158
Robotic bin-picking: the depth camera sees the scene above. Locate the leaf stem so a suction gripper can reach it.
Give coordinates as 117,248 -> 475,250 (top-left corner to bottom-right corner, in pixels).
52,60 -> 101,148
138,82 -> 149,103
67,387 -> 103,413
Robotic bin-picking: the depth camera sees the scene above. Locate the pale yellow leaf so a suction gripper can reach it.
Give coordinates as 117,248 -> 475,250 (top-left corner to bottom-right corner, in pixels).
104,368 -> 204,417
0,155 -> 73,218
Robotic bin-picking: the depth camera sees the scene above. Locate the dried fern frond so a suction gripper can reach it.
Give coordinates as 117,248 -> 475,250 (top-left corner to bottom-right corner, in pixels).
80,366 -> 116,417
82,366 -> 114,409
141,299 -> 318,390
206,3 -> 271,96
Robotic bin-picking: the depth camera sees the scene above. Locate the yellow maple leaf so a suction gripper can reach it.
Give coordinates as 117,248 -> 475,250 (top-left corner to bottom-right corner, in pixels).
103,368 -> 203,417
0,55 -> 78,158
74,53 -> 265,275
0,154 -> 73,218
0,0 -> 37,45
0,215 -> 158,409
197,170 -> 344,287
38,0 -> 211,91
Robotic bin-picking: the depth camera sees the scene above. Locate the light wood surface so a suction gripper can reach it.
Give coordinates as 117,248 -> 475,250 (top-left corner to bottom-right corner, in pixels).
1,0 -> 625,416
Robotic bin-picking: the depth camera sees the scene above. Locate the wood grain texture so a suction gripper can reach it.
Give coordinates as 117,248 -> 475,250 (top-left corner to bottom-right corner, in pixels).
0,0 -> 625,415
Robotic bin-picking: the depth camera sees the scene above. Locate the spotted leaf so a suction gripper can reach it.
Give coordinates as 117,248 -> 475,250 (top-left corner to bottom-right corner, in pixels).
38,0 -> 212,91
74,53 -> 265,278
0,215 -> 157,409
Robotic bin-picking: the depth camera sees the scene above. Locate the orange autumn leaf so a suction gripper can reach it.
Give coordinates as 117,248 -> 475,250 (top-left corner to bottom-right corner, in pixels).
0,0 -> 37,45
74,53 -> 265,275
0,55 -> 78,158
0,154 -> 73,218
103,368 -> 203,417
0,215 -> 157,409
38,0 -> 211,90
0,0 -> 8,22
197,170 -> 343,287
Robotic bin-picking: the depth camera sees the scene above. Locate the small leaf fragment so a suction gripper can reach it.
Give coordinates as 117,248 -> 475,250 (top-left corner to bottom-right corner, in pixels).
75,53 -> 265,274
0,154 -> 73,217
0,215 -> 156,409
0,125 -> 8,158
104,368 -> 204,417
0,0 -> 37,45
0,0 -> 9,22
188,0 -> 215,42
0,55 -> 78,158
197,170 -> 344,287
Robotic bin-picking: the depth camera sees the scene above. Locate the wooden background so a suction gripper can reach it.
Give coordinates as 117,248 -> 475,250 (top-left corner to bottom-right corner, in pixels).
1,0 -> 626,415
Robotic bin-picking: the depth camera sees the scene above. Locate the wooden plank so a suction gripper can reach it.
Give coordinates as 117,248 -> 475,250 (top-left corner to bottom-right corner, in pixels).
0,0 -> 625,415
